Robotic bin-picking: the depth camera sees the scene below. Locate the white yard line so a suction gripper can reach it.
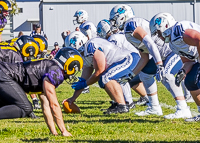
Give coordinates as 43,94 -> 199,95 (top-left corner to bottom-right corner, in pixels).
92,84 -> 199,116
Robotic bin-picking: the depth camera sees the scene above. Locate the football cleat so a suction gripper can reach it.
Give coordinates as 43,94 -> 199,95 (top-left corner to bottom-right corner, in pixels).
134,97 -> 149,106
135,105 -> 163,116
126,101 -> 136,109
185,95 -> 194,103
185,115 -> 200,122
32,99 -> 41,109
164,106 -> 192,119
103,104 -> 129,114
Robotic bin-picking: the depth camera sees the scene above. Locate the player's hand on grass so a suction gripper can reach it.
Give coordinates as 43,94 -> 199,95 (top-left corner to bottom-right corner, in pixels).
62,130 -> 72,137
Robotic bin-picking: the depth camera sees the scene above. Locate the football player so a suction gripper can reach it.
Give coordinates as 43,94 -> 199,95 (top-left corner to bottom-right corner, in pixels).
73,9 -> 97,94
149,12 -> 200,121
110,4 -> 192,119
32,34 -> 48,59
73,9 -> 97,40
97,19 -> 149,107
0,35 -> 45,110
0,0 -> 11,41
0,46 -> 83,136
64,31 -> 140,114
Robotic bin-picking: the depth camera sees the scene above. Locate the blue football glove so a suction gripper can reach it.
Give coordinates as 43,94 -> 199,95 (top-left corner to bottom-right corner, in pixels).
156,65 -> 165,82
71,77 -> 87,90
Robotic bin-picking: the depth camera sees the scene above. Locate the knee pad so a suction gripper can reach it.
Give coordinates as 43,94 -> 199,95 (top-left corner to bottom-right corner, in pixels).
162,74 -> 184,98
139,72 -> 157,94
128,74 -> 141,88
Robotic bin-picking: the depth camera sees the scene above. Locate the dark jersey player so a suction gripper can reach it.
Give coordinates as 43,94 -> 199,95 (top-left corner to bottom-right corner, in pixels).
0,35 -> 42,109
0,46 -> 83,136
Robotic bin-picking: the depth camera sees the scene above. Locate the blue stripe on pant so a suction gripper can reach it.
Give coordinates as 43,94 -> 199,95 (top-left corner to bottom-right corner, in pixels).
141,52 -> 182,75
99,53 -> 140,88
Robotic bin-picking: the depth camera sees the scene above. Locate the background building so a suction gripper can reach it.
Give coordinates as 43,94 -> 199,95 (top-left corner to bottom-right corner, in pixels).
3,0 -> 200,49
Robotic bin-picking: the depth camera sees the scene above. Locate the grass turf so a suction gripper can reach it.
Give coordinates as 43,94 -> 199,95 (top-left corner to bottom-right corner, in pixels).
0,82 -> 200,142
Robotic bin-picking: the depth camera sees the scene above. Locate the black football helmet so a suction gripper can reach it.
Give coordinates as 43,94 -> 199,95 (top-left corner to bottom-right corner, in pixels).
32,35 -> 48,58
32,35 -> 48,52
14,35 -> 40,61
54,47 -> 83,84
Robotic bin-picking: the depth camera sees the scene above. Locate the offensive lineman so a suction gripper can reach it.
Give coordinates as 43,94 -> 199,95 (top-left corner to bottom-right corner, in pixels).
97,19 -> 149,107
109,4 -> 192,119
73,9 -> 97,40
149,12 -> 200,121
64,31 -> 140,114
73,9 -> 97,93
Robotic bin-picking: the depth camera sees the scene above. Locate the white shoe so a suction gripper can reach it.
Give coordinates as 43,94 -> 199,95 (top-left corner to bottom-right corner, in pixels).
135,105 -> 163,116
164,106 -> 192,119
185,95 -> 194,103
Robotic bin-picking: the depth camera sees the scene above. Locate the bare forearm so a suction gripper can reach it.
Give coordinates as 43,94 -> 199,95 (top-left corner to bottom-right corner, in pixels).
51,104 -> 67,134
132,53 -> 149,75
86,73 -> 100,86
39,95 -> 57,135
43,79 -> 69,136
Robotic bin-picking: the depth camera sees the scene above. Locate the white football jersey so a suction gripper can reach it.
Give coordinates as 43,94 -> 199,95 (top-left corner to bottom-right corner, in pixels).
83,37 -> 136,68
152,34 -> 172,60
108,33 -> 139,54
170,21 -> 200,61
79,21 -> 97,39
124,17 -> 172,60
124,17 -> 150,53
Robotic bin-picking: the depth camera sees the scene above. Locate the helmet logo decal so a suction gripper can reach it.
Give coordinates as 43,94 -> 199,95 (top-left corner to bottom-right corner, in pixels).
22,42 -> 39,57
70,37 -> 77,46
78,11 -> 83,16
155,18 -> 162,26
34,37 -> 45,52
64,55 -> 83,75
0,1 -> 8,11
117,8 -> 125,14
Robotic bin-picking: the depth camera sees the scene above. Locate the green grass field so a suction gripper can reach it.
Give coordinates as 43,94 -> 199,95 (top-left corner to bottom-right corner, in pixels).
0,81 -> 200,143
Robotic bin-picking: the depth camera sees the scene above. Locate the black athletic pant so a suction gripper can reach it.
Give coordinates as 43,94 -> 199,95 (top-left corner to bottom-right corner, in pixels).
0,71 -> 33,119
